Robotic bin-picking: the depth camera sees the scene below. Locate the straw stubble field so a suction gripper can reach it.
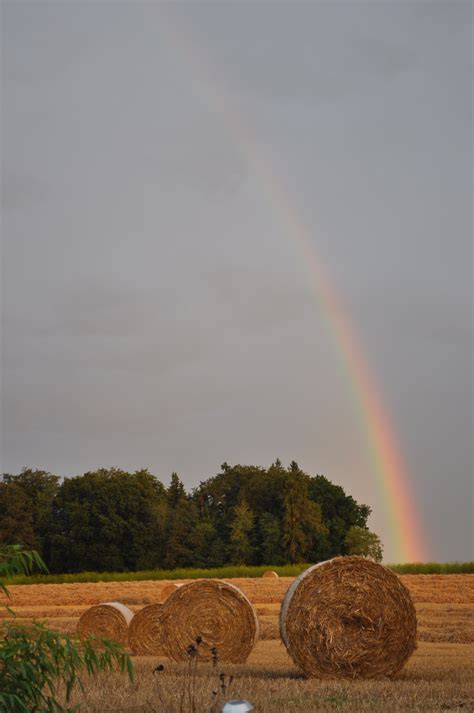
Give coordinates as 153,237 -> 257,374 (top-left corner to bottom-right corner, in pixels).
2,575 -> 473,712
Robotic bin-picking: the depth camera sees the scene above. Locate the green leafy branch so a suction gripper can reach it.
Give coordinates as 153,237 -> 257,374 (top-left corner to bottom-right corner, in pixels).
0,545 -> 134,713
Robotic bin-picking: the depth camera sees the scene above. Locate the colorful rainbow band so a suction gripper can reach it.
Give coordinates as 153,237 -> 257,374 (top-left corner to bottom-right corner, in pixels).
161,8 -> 428,562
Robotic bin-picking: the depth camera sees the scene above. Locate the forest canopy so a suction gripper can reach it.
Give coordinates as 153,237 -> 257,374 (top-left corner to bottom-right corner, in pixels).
0,461 -> 381,573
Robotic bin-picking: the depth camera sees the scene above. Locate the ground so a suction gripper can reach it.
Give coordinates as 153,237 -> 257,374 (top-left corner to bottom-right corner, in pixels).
1,575 -> 473,712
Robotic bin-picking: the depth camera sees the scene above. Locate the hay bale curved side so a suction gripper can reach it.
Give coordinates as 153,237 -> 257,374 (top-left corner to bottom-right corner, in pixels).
280,559 -> 328,649
280,556 -> 417,679
262,570 -> 279,579
160,582 -> 181,601
160,579 -> 259,663
77,601 -> 133,646
128,603 -> 164,655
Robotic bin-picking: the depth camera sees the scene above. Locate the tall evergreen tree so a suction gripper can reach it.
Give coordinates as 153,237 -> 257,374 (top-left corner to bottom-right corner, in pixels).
164,473 -> 198,568
283,464 -> 328,563
189,520 -> 226,568
283,476 -> 310,563
167,472 -> 186,508
164,498 -> 197,568
229,501 -> 254,564
259,512 -> 284,565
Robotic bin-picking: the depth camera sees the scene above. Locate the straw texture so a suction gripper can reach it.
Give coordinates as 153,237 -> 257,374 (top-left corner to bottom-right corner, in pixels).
160,579 -> 259,662
280,556 -> 417,679
77,601 -> 133,646
128,603 -> 164,655
160,582 -> 180,601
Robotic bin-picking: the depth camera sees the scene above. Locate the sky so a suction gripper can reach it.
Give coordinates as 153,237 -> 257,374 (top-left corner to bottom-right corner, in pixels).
1,1 -> 472,563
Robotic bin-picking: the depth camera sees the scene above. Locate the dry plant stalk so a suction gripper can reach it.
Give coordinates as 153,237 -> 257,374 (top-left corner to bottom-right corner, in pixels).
160,580 -> 259,663
128,603 -> 164,655
76,601 -> 133,646
280,556 -> 417,679
262,571 -> 279,579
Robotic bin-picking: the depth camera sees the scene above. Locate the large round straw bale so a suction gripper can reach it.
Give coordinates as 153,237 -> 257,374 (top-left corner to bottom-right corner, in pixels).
128,603 -> 164,655
160,582 -> 181,601
280,556 -> 417,679
77,602 -> 133,646
262,570 -> 279,579
160,580 -> 259,662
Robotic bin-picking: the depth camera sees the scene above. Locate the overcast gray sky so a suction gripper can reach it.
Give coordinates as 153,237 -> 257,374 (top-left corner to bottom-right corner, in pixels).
1,1 -> 472,562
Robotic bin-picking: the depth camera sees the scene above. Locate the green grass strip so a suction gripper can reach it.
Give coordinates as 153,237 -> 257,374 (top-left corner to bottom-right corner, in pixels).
4,561 -> 473,585
5,563 -> 309,585
389,562 -> 474,575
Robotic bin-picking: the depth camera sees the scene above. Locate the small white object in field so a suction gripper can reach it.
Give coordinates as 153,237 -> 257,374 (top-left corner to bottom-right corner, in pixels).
221,700 -> 254,713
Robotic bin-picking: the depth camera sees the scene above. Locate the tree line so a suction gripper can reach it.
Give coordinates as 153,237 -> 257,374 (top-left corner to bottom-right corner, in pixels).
0,461 -> 382,573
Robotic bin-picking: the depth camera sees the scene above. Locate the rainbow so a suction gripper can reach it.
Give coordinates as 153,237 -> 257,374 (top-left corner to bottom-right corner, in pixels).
161,8 -> 428,562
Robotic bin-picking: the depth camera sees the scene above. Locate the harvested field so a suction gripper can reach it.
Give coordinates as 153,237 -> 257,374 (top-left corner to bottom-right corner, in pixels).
1,574 -> 473,711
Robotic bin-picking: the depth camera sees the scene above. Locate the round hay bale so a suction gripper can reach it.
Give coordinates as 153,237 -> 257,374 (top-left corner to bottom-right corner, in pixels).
262,570 -> 279,579
160,582 -> 181,601
77,602 -> 133,646
160,579 -> 259,662
128,603 -> 164,655
280,556 -> 417,679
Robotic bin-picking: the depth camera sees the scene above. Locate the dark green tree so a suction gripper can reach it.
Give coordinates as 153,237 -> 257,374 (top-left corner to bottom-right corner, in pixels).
167,472 -> 186,508
1,470 -> 59,560
229,500 -> 254,565
308,474 -> 371,557
189,520 -> 226,568
345,526 -> 383,562
164,474 -> 198,568
49,468 -> 167,572
0,482 -> 36,548
283,464 -> 327,563
259,512 -> 284,565
1,461 -> 376,572
164,499 -> 198,568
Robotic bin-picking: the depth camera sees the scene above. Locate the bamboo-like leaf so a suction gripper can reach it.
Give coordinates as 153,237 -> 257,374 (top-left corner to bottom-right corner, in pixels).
0,548 -> 132,713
